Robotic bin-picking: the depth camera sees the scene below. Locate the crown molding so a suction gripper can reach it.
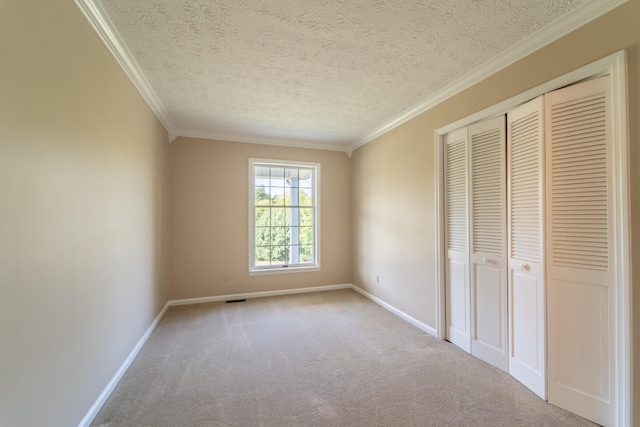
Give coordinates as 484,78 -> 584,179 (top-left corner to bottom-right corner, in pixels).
173,129 -> 351,152
74,0 -> 176,134
76,0 -> 626,152
351,0 -> 628,151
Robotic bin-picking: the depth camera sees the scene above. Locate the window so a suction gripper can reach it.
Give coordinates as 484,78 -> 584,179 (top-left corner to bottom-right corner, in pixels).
249,159 -> 320,273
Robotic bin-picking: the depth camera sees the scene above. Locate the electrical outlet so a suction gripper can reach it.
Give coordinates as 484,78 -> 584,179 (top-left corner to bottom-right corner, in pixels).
376,275 -> 380,283
224,273 -> 230,282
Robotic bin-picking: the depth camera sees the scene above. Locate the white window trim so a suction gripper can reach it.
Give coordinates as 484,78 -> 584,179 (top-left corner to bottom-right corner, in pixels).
248,158 -> 321,275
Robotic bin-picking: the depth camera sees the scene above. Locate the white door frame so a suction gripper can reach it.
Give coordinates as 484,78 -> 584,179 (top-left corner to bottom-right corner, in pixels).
434,50 -> 631,425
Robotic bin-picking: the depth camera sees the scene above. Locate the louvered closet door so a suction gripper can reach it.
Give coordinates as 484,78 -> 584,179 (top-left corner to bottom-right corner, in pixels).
507,96 -> 546,399
545,76 -> 615,426
444,127 -> 471,353
468,116 -> 508,371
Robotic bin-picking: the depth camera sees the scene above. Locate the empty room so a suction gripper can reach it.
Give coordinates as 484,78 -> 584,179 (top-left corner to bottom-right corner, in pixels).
1,0 -> 639,426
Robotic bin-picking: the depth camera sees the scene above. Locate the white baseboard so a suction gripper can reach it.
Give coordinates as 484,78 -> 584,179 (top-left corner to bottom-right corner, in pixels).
78,301 -> 170,427
79,282 -> 435,427
351,285 -> 438,338
168,283 -> 353,306
78,283 -> 351,426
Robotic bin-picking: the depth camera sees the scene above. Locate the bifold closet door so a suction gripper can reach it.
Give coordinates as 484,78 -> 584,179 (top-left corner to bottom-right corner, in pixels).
468,116 -> 508,372
507,96 -> 546,399
545,75 -> 615,426
444,128 -> 471,353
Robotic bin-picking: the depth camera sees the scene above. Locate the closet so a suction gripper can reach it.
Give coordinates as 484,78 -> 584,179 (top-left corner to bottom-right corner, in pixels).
443,75 -> 617,426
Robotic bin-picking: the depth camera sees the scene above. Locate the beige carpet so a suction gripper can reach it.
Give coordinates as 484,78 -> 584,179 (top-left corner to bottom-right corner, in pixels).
91,289 -> 595,426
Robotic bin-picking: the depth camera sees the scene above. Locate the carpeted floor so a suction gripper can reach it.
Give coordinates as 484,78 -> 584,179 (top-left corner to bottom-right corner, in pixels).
91,289 -> 595,426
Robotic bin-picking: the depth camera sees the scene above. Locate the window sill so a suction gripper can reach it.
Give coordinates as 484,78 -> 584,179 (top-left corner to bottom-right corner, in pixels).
249,265 -> 320,276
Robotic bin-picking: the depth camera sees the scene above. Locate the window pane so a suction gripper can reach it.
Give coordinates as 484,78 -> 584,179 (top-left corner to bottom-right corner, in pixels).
299,188 -> 312,206
271,187 -> 285,205
299,245 -> 313,262
270,246 -> 288,263
255,186 -> 270,204
255,225 -> 270,244
270,208 -> 289,226
255,207 -> 270,225
254,240 -> 270,263
299,227 -> 313,245
286,168 -> 298,184
270,168 -> 285,188
299,208 -> 313,226
270,227 -> 289,246
255,166 -> 270,184
283,186 -> 292,205
298,169 -> 313,188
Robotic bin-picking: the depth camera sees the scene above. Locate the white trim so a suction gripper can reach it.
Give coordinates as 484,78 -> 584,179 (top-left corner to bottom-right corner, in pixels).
434,139 -> 446,340
74,0 -> 176,135
351,285 -> 438,338
77,301 -> 171,427
248,266 -> 321,276
434,50 -> 630,426
352,0 -> 628,150
248,158 -> 321,274
169,284 -> 353,307
434,53 -> 616,137
77,0 -> 626,152
78,282 -> 445,426
78,284 -> 350,426
609,51 -> 632,427
173,284 -> 440,339
175,129 -> 350,152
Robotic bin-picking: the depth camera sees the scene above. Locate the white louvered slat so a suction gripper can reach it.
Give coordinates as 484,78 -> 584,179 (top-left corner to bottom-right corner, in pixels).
506,96 -> 546,399
509,110 -> 541,262
468,116 -> 508,372
548,93 -> 608,271
444,127 -> 471,354
545,75 -> 617,426
471,127 -> 504,255
445,134 -> 468,252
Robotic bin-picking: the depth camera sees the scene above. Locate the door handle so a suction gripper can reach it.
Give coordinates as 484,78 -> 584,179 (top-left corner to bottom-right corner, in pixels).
519,263 -> 531,271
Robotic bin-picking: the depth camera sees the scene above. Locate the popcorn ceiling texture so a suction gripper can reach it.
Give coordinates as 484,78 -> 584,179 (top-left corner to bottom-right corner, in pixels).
100,0 -> 587,147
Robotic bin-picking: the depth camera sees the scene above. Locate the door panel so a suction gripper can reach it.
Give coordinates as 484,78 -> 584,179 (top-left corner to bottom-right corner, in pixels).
444,128 -> 470,353
553,280 -> 609,398
474,263 -> 504,348
447,255 -> 470,351
507,96 -> 546,398
468,116 -> 508,372
546,76 -> 615,426
511,272 -> 538,367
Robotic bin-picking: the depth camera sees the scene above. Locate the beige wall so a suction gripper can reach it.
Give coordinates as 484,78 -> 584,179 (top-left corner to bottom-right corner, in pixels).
352,0 -> 640,418
169,138 -> 351,300
2,0 -> 637,425
0,2 -> 169,426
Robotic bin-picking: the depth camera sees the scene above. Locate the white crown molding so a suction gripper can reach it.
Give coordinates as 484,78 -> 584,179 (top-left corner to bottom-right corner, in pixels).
173,128 -> 351,152
74,0 -> 176,134
76,0 -> 350,152
351,0 -> 628,151
77,0 -> 626,152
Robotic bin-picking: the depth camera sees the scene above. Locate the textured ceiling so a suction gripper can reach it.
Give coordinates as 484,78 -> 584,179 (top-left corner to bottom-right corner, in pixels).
89,0 -> 609,151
